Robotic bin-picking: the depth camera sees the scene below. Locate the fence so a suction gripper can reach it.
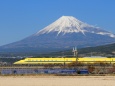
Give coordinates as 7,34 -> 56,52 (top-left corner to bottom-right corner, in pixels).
0,68 -> 89,75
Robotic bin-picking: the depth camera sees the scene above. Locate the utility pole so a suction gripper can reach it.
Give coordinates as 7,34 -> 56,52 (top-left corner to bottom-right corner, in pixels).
72,47 -> 78,62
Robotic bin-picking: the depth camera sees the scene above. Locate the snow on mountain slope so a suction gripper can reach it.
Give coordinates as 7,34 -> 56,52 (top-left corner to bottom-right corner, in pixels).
35,16 -> 92,35
35,16 -> 115,37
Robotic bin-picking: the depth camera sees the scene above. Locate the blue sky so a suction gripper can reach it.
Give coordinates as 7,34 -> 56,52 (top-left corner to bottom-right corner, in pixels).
0,0 -> 115,46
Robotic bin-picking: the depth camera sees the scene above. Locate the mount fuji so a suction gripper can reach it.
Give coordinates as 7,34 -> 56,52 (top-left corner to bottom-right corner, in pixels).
0,16 -> 115,53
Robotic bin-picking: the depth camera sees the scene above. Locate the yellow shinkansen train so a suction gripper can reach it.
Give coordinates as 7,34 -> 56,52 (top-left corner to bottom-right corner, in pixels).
14,57 -> 115,64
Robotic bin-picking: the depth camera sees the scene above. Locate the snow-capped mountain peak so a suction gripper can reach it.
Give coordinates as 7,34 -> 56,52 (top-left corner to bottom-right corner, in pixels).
35,16 -> 93,35
35,16 -> 115,38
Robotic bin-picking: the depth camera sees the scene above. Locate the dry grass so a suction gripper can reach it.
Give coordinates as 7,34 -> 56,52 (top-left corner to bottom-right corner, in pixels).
0,76 -> 115,86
